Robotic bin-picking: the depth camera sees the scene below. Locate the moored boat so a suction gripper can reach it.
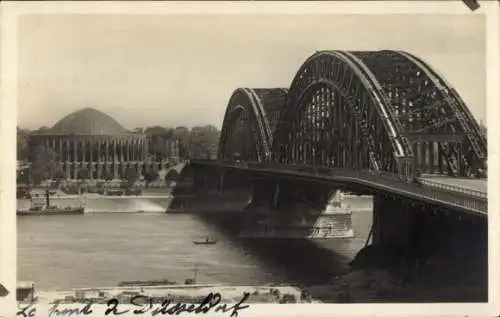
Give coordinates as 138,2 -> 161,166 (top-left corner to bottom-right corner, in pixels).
117,279 -> 177,287
17,189 -> 85,216
17,206 -> 85,216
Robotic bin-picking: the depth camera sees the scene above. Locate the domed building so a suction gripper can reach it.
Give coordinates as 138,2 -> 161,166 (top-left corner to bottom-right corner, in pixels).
29,107 -> 156,180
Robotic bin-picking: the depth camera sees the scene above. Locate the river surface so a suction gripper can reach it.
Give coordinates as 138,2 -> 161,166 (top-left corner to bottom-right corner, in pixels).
18,196 -> 373,291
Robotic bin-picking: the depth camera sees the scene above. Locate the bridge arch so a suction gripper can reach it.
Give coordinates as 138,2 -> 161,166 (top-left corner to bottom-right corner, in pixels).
272,50 -> 486,177
218,88 -> 287,162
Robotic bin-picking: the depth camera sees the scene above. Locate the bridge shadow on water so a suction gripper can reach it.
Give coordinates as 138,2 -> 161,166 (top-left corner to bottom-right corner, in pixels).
193,212 -> 352,289
170,172 -> 487,303
169,179 -> 359,301
191,211 -> 487,303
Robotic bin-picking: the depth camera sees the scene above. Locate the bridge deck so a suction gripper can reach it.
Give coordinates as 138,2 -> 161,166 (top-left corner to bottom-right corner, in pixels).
421,175 -> 487,194
190,160 -> 487,216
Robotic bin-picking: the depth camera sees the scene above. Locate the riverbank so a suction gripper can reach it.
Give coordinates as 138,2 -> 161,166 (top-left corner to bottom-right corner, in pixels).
303,241 -> 487,303
28,187 -> 173,198
30,284 -> 315,305
17,196 -> 171,213
28,250 -> 486,305
305,266 -> 486,302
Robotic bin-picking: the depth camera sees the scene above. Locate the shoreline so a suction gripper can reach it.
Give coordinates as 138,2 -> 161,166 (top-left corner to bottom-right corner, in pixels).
49,194 -> 173,199
24,284 -> 314,305
17,194 -> 373,214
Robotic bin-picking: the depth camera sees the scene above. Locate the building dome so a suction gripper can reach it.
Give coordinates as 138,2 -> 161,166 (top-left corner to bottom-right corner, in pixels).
51,107 -> 128,135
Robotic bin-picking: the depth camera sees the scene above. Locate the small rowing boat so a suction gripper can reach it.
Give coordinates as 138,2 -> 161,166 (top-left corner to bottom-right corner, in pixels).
193,236 -> 217,245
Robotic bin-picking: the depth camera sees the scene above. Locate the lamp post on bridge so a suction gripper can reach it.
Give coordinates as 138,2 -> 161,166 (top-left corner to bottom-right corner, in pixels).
397,156 -> 414,182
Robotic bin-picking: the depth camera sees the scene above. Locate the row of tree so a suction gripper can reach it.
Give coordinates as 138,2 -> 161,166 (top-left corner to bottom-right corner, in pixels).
142,125 -> 220,160
71,165 -> 180,187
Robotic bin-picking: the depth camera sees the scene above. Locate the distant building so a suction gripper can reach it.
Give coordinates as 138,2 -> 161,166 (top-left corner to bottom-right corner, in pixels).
27,107 -> 172,180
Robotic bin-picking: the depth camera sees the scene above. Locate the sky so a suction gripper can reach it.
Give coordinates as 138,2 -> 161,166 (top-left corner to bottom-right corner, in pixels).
17,14 -> 486,130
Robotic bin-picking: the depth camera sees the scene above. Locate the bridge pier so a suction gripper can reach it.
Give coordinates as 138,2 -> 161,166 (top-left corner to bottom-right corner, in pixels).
240,178 -> 354,239
249,177 -> 278,206
220,171 -> 225,192
365,194 -> 487,274
169,165 -> 251,213
372,195 -> 412,247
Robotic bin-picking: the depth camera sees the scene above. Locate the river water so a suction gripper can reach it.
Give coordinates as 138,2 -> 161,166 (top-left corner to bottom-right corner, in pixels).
17,196 -> 373,291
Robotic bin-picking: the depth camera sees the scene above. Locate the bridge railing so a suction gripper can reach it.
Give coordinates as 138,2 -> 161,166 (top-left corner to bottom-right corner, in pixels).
191,160 -> 487,214
417,179 -> 487,199
268,163 -> 488,214
361,170 -> 487,214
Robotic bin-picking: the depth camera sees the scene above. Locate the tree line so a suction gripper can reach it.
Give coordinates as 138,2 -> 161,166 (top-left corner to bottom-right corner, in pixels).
141,125 -> 220,161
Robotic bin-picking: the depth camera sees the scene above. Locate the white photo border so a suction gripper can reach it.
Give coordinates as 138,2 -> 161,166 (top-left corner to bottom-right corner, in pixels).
1,1 -> 498,316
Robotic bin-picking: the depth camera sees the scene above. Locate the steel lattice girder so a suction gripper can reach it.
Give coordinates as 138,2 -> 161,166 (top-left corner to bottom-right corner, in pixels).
218,88 -> 288,162
271,50 -> 486,177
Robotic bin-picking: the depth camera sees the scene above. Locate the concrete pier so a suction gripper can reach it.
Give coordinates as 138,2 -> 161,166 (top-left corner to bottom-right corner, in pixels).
238,190 -> 354,239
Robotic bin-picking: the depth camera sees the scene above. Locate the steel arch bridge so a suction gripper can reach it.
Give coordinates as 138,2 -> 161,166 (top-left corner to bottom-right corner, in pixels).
218,88 -> 288,162
218,50 -> 487,178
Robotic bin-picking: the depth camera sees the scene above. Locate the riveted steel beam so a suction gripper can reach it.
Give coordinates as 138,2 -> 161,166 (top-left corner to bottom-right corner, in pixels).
218,88 -> 287,162
270,50 -> 486,178
402,133 -> 467,142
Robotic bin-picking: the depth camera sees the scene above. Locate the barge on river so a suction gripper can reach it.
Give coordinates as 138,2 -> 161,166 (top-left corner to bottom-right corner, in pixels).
17,189 -> 85,216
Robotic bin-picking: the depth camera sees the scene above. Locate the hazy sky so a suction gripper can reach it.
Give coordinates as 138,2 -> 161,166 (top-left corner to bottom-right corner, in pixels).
18,14 -> 485,130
